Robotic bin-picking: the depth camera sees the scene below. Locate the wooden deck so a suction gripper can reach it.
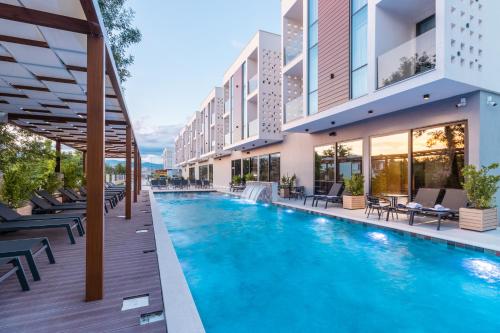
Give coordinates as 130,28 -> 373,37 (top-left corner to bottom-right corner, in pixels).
0,191 -> 166,333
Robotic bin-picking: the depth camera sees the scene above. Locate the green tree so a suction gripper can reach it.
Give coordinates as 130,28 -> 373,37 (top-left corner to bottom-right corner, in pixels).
61,152 -> 85,188
98,0 -> 142,83
114,163 -> 126,176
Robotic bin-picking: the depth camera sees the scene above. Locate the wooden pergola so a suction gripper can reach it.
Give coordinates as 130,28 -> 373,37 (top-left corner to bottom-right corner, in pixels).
0,1 -> 142,301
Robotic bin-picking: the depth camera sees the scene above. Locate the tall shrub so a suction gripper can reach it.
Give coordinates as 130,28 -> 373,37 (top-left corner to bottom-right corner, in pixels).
462,163 -> 500,209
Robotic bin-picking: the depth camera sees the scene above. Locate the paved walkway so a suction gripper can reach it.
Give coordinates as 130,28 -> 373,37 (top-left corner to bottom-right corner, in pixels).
0,191 -> 166,333
276,198 -> 500,254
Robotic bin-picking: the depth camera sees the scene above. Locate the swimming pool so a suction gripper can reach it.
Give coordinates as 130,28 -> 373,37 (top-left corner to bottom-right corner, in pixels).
156,192 -> 500,333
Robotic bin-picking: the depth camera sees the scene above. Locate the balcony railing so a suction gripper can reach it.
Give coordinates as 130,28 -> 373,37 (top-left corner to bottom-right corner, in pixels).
224,133 -> 231,146
224,100 -> 230,114
284,46 -> 302,65
248,119 -> 259,137
248,74 -> 258,95
284,95 -> 303,123
377,28 -> 436,89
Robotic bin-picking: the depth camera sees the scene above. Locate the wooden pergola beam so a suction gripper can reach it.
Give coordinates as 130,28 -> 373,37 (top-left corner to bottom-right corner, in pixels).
134,146 -> 138,203
125,126 -> 132,220
0,3 -> 99,36
85,35 -> 106,302
9,113 -> 127,126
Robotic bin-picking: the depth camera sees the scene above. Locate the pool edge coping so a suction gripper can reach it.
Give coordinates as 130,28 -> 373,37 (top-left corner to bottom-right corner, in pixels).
149,189 -> 206,333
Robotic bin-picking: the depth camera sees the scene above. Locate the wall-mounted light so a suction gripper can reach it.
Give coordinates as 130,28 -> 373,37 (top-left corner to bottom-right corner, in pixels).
305,128 -> 309,132
456,97 -> 467,108
368,110 -> 374,114
331,121 -> 336,125
329,131 -> 337,137
423,94 -> 431,100
487,96 -> 498,107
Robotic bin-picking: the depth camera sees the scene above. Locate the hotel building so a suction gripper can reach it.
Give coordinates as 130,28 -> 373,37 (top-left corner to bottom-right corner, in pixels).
175,0 -> 500,209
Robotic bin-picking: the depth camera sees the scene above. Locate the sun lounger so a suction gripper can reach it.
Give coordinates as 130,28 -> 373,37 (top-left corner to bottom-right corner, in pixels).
0,257 -> 30,291
304,183 -> 343,208
0,202 -> 85,235
0,238 -> 55,281
0,218 -> 83,244
409,188 -> 468,230
36,190 -> 86,209
30,195 -> 89,214
59,188 -> 117,208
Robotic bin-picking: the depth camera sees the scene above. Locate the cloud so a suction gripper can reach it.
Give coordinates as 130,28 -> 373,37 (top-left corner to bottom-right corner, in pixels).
132,116 -> 183,157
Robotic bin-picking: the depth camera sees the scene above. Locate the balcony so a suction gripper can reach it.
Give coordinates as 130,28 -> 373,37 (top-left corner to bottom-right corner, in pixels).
248,119 -> 259,137
377,28 -> 436,89
284,95 -> 303,123
224,133 -> 231,146
224,100 -> 231,114
284,46 -> 302,65
248,74 -> 258,95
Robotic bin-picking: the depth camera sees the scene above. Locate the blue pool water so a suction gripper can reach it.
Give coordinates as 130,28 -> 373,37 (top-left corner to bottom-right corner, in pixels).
156,193 -> 500,333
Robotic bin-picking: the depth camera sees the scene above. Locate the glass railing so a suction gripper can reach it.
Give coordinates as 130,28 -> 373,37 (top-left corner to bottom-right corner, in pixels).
248,74 -> 258,94
248,119 -> 259,137
377,28 -> 436,89
224,133 -> 231,146
284,47 -> 302,65
284,95 -> 303,123
224,100 -> 230,114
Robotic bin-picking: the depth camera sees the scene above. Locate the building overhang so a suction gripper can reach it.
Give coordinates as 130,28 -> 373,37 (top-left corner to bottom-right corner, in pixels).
223,136 -> 283,152
283,73 -> 479,134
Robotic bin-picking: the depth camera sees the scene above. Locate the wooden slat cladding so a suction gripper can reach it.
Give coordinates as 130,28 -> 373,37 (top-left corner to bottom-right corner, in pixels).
318,0 -> 350,112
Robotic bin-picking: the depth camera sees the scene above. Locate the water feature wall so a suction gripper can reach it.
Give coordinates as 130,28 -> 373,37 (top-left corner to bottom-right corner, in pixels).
240,181 -> 278,203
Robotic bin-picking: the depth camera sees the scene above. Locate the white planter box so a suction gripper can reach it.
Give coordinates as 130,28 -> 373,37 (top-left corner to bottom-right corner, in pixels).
459,208 -> 498,232
16,203 -> 33,216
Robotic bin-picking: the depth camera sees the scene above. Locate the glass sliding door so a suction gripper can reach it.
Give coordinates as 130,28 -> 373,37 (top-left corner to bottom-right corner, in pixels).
336,139 -> 363,182
370,133 -> 409,195
199,165 -> 209,181
307,0 -> 319,115
250,156 -> 259,180
231,159 -> 242,179
243,158 -> 251,177
270,153 -> 281,182
314,144 -> 336,194
189,167 -> 196,181
259,155 -> 270,181
412,123 -> 465,195
209,164 -> 213,183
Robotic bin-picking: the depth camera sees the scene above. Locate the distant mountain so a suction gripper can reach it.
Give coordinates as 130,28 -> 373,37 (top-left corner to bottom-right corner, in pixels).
106,159 -> 163,170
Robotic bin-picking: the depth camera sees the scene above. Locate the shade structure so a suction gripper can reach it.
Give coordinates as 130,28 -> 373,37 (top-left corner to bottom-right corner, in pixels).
0,0 -> 142,301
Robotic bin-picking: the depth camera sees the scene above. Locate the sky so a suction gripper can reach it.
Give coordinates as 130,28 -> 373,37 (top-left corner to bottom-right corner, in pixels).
121,0 -> 281,165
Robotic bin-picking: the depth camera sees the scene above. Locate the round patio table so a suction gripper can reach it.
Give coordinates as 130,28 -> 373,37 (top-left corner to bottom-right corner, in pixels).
382,193 -> 408,208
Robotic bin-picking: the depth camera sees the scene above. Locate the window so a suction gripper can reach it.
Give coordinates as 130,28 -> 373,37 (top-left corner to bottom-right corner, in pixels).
189,167 -> 195,181
412,123 -> 465,195
231,159 -> 242,179
416,15 -> 436,37
243,158 -> 251,177
199,165 -> 209,181
209,164 -> 213,183
250,156 -> 259,180
259,155 -> 270,181
370,133 -> 409,195
336,139 -> 363,182
242,61 -> 248,138
314,144 -> 336,194
270,153 -> 281,182
351,0 -> 368,98
308,0 -> 319,115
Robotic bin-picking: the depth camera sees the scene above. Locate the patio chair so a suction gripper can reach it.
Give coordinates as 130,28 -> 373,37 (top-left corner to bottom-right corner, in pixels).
0,238 -> 55,281
290,186 -> 305,201
0,257 -> 30,291
410,189 -> 468,230
30,195 -> 92,214
304,183 -> 343,208
318,184 -> 345,209
0,202 -> 85,233
36,190 -> 86,209
366,195 -> 393,220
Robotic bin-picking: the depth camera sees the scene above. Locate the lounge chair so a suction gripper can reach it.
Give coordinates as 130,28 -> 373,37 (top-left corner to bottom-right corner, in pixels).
0,219 -> 82,244
0,257 -> 30,291
0,202 -> 85,235
305,183 -> 343,208
59,188 -> 117,208
0,238 -> 55,281
395,188 -> 442,219
30,195 -> 90,214
409,189 -> 468,230
36,190 -> 86,210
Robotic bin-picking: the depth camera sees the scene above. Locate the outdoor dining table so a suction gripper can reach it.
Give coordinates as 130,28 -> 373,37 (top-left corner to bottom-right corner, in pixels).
381,193 -> 409,221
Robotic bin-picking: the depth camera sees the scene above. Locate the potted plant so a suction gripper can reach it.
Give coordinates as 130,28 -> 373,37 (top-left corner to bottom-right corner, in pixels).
232,175 -> 243,185
343,174 -> 365,210
244,173 -> 256,183
280,174 -> 296,198
459,163 -> 500,231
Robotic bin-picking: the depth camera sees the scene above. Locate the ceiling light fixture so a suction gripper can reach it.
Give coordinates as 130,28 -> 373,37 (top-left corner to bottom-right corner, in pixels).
423,94 -> 431,100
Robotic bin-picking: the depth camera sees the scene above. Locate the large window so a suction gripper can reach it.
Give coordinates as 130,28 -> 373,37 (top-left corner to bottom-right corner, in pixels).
412,123 -> 465,195
314,144 -> 336,194
336,139 -> 363,182
209,164 -> 213,183
231,159 -> 242,179
243,158 -> 251,176
250,156 -> 258,179
259,155 -> 270,181
370,133 -> 409,195
199,165 -> 209,181
189,167 -> 196,181
242,61 -> 248,138
351,0 -> 368,98
308,0 -> 319,115
270,153 -> 281,183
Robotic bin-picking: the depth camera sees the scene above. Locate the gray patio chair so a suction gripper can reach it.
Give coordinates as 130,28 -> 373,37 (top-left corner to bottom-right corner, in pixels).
0,238 -> 55,281
0,257 -> 30,291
